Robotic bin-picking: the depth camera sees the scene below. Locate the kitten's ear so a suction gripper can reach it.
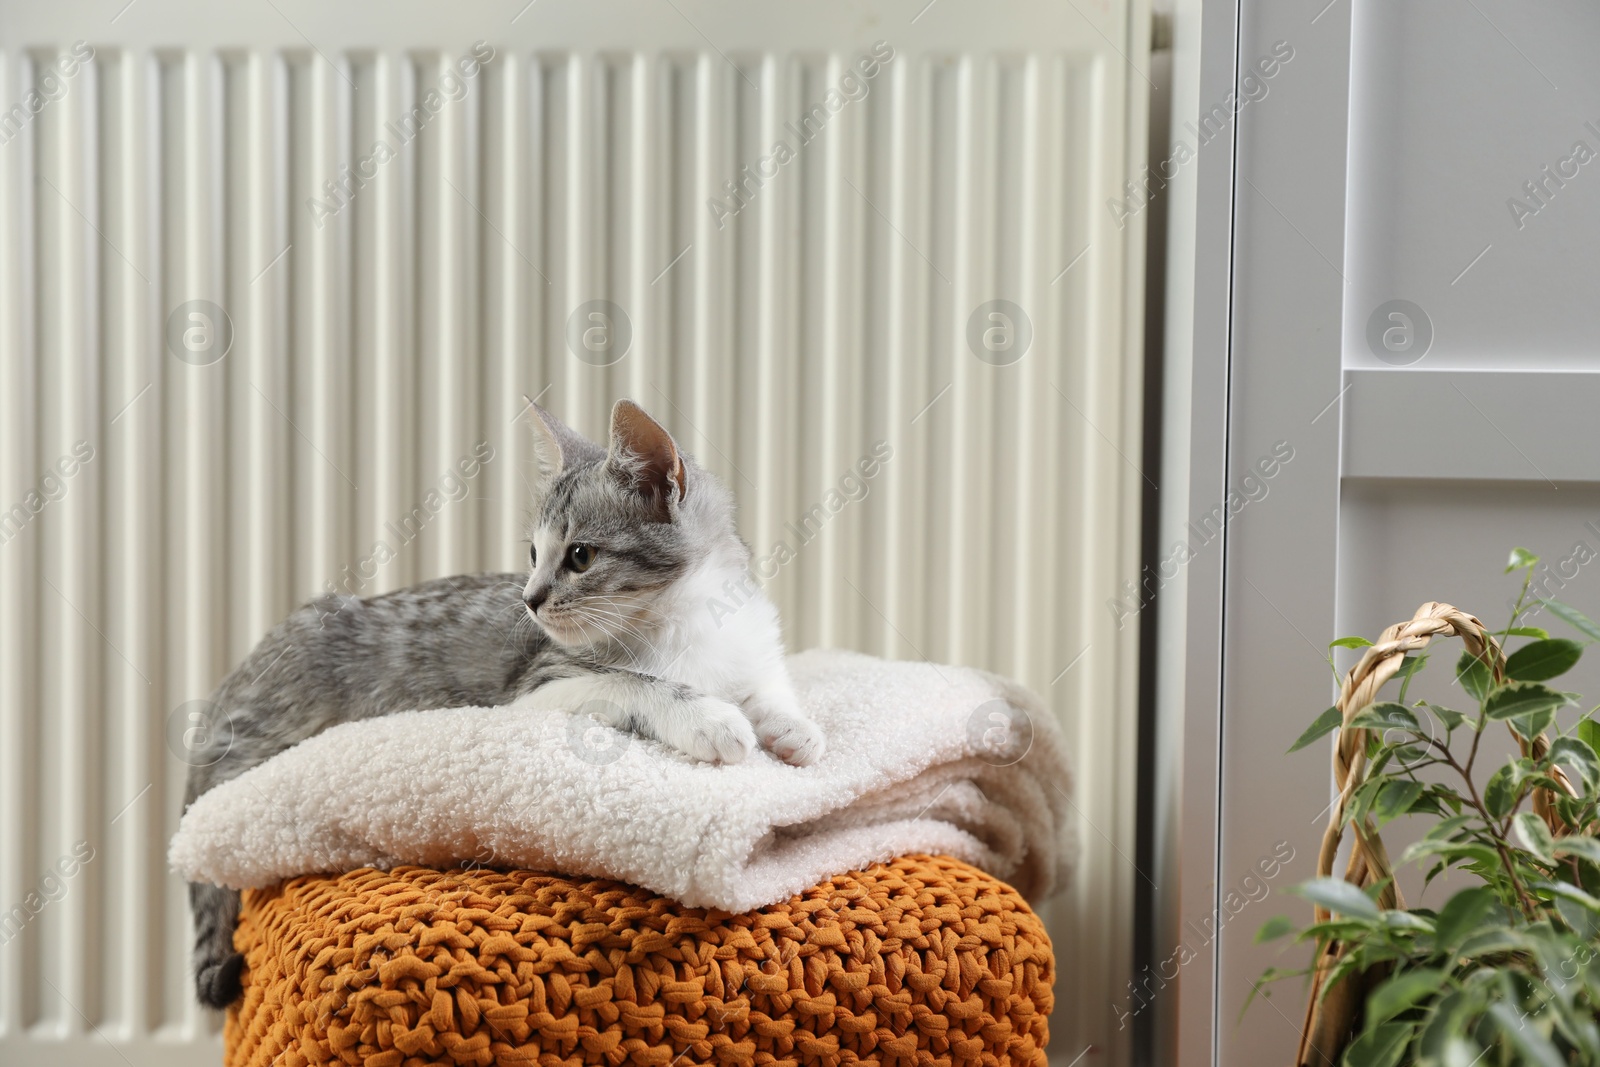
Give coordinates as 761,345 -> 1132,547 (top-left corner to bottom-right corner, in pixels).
606,399 -> 687,518
525,398 -> 601,481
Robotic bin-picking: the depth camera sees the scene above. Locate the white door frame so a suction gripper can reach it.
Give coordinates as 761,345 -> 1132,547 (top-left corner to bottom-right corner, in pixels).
1157,0 -> 1353,1061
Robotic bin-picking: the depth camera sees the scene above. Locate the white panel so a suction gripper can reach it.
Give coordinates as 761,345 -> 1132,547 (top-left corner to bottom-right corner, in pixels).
1343,369 -> 1600,483
1344,0 -> 1600,369
0,3 -> 1147,1062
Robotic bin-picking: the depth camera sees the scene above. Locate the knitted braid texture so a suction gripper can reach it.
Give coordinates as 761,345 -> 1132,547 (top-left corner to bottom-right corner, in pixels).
225,854 -> 1053,1067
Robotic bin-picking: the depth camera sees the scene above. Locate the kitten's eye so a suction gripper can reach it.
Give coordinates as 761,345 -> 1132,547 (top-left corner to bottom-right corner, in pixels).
529,543 -> 537,568
566,543 -> 596,572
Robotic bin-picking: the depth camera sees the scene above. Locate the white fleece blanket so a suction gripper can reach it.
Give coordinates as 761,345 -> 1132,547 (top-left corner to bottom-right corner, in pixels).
169,649 -> 1073,912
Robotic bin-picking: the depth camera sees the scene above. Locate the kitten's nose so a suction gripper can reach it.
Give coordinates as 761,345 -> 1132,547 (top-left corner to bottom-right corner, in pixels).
523,588 -> 548,613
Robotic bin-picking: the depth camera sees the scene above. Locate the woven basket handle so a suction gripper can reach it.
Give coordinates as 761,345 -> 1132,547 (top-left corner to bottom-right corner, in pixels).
1297,601 -> 1578,1066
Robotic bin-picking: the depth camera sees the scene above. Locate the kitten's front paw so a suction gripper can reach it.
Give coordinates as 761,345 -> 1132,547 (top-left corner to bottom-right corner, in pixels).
757,713 -> 826,766
744,687 -> 826,766
677,697 -> 758,764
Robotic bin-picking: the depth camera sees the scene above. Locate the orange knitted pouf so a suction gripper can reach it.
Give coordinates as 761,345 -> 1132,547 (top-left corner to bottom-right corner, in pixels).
223,854 -> 1053,1067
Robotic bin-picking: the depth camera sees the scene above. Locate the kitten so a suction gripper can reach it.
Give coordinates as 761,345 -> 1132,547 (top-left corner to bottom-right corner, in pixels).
183,398 -> 823,1008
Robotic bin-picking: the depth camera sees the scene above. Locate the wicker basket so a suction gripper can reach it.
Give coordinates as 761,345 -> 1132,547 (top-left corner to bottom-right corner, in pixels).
1297,601 -> 1581,1065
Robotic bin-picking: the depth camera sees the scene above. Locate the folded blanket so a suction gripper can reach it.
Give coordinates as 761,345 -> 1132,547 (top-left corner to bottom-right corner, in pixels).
169,649 -> 1073,912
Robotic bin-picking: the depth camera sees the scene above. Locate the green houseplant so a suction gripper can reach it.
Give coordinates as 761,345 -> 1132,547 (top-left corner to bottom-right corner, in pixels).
1255,549 -> 1600,1066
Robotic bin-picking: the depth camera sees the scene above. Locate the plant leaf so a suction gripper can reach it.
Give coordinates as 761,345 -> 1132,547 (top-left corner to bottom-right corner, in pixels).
1433,886 -> 1501,955
1506,546 -> 1541,573
1484,682 -> 1570,722
1439,1037 -> 1484,1067
1554,834 -> 1600,869
1348,775 -> 1387,828
1550,735 -> 1600,792
1374,780 -> 1424,826
1487,1001 -> 1566,1067
1542,991 -> 1600,1062
1515,810 -> 1557,865
1418,990 -> 1473,1056
1398,837 -> 1501,870
1505,638 -> 1583,682
1557,893 -> 1600,939
1485,762 -> 1525,819
1330,635 -> 1374,649
1542,598 -> 1600,643
1343,1021 -> 1414,1067
1580,717 -> 1600,757
1300,918 -> 1381,944
1424,813 -> 1478,840
1455,927 -> 1536,961
1539,879 -> 1600,913
1555,792 -> 1585,829
1349,701 -> 1422,733
1367,968 -> 1448,1027
1288,705 -> 1342,753
1317,953 -> 1373,1010
1254,915 -> 1296,943
1508,706 -> 1558,742
1504,625 -> 1551,639
1290,877 -> 1381,922
1426,703 -> 1466,732
1379,909 -> 1435,934
1455,650 -> 1492,703
1422,859 -> 1447,892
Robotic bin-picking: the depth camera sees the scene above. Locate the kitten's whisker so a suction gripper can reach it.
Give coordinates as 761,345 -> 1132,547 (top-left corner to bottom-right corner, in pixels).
556,605 -> 623,650
567,599 -> 646,631
567,613 -> 613,657
495,603 -> 539,653
564,604 -> 668,673
589,594 -> 672,624
564,607 -> 647,664
569,603 -> 663,661
579,597 -> 669,635
573,602 -> 653,636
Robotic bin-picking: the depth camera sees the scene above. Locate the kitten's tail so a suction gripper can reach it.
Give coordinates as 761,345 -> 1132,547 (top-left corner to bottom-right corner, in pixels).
189,881 -> 245,1008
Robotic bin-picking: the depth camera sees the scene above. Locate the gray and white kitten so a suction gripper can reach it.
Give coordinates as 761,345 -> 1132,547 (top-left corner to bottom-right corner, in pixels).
183,398 -> 822,1008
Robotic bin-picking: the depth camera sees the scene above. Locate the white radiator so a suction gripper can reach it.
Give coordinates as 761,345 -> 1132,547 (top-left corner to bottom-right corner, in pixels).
0,3 -> 1148,1063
